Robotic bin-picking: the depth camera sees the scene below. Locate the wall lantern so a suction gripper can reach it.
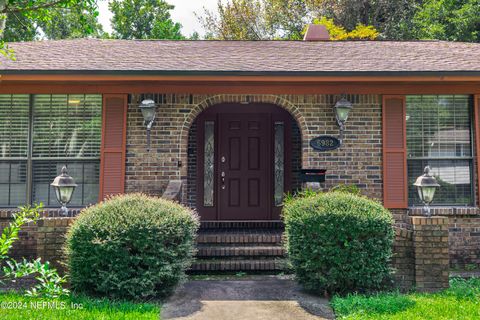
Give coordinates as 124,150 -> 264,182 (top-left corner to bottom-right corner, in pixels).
413,166 -> 440,217
333,96 -> 353,144
139,99 -> 156,151
51,166 -> 77,216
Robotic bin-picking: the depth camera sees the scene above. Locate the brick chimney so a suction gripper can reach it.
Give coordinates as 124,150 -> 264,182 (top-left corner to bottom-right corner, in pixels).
303,24 -> 330,41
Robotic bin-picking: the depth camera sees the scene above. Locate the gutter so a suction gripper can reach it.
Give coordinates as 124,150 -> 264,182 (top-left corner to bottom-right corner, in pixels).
1,70 -> 480,77
1,70 -> 480,83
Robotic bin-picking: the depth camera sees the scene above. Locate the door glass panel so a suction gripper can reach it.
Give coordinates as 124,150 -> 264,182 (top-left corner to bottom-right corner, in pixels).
204,121 -> 215,207
274,122 -> 285,206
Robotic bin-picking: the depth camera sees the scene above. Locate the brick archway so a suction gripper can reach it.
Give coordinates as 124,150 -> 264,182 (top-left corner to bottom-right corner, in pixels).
179,94 -> 310,179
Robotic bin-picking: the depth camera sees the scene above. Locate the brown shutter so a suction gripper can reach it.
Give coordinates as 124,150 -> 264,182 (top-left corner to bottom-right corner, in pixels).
475,94 -> 480,203
99,94 -> 128,200
382,95 -> 407,208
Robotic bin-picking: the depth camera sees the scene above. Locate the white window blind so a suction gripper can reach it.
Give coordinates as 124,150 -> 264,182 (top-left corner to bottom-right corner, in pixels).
0,94 -> 30,159
32,94 -> 102,159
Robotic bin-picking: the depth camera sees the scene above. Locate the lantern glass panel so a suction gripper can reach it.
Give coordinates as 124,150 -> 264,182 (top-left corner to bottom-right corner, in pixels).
417,187 -> 424,202
335,106 -> 351,122
141,107 -> 156,123
55,186 -> 75,204
422,186 -> 436,204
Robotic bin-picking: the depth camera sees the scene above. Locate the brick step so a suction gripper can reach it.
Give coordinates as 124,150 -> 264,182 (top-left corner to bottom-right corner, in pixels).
196,245 -> 286,258
196,231 -> 283,244
200,221 -> 284,230
190,258 -> 288,272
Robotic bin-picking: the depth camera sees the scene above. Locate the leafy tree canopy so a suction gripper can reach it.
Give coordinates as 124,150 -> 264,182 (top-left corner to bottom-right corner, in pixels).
3,7 -> 104,42
411,0 -> 480,42
0,0 -> 100,59
310,17 -> 379,40
109,0 -> 184,39
198,0 -> 419,40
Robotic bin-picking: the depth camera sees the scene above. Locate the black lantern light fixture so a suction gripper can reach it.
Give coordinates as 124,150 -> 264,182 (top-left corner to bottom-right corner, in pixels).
139,99 -> 156,151
413,166 -> 440,217
333,96 -> 353,144
51,166 -> 77,216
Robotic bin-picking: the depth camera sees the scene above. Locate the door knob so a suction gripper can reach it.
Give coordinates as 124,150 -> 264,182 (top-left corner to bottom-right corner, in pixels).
221,156 -> 226,163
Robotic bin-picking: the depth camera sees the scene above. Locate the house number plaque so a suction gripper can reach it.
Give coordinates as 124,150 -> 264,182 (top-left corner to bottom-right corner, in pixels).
310,136 -> 341,151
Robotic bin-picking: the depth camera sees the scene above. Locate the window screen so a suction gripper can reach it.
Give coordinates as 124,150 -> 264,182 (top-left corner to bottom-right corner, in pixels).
406,95 -> 473,206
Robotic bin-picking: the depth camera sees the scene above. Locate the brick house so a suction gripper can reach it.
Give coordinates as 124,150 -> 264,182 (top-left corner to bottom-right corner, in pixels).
0,30 -> 479,286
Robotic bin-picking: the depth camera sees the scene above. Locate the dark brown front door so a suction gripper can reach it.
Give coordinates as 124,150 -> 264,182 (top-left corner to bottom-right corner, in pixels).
218,113 -> 270,220
196,103 -> 293,221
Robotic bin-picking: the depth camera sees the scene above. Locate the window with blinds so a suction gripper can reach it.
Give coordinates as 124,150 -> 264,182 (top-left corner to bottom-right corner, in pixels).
0,94 -> 102,207
406,95 -> 473,206
0,95 -> 29,206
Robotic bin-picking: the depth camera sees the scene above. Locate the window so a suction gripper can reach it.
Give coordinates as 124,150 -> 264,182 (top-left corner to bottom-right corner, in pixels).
274,121 -> 285,206
0,94 -> 102,207
203,121 -> 215,207
406,95 -> 473,206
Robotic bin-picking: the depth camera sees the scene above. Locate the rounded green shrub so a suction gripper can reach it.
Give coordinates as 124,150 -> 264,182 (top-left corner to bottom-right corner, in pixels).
65,193 -> 199,300
283,191 -> 394,295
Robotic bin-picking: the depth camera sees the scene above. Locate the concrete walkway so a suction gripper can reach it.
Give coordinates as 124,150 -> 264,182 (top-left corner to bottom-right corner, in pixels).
161,277 -> 335,320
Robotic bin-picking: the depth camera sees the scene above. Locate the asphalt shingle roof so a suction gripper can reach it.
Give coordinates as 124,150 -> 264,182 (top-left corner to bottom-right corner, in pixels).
1,38 -> 479,74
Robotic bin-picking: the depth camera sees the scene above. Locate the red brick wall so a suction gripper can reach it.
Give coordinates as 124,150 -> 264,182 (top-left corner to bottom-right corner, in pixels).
411,216 -> 450,292
394,207 -> 480,270
126,94 -> 383,202
392,226 -> 415,291
449,216 -> 480,269
36,217 -> 75,272
0,209 -> 80,264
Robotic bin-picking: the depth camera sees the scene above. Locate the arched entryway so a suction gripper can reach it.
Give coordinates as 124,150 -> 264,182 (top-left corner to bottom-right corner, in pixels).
187,103 -> 301,221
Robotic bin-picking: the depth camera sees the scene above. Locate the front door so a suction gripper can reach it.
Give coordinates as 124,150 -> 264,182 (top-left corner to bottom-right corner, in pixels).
196,103 -> 293,220
218,113 -> 270,220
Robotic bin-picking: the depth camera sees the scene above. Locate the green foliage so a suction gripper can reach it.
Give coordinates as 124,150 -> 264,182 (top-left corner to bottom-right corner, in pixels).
0,292 -> 160,319
331,277 -> 480,319
199,0 -> 273,40
37,6 -> 105,40
2,13 -> 38,41
0,0 -> 99,60
66,193 -> 199,300
1,204 -> 69,298
2,8 -> 103,42
317,0 -> 421,40
109,0 -> 184,39
329,184 -> 361,195
3,258 -> 69,298
411,0 -> 480,42
199,0 -> 480,41
0,205 -> 41,260
310,17 -> 379,40
197,0 -> 418,40
283,188 -> 319,204
283,192 -> 394,294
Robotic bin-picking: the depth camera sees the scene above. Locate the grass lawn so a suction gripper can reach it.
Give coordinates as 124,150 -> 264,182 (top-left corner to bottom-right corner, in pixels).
331,277 -> 480,320
0,292 -> 161,320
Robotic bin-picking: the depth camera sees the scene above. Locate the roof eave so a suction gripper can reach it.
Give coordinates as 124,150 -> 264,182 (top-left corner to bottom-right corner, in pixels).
1,70 -> 480,77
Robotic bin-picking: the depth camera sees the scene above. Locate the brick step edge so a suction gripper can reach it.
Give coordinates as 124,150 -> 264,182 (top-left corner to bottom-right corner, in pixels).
196,246 -> 286,258
200,221 -> 284,230
190,259 -> 288,272
196,234 -> 283,244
